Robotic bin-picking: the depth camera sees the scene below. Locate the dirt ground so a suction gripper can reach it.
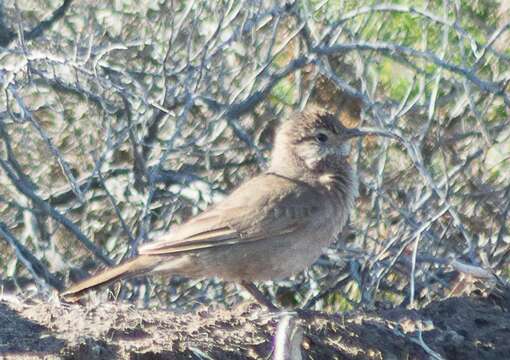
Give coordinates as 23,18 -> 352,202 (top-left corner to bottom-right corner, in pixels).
1,288 -> 509,360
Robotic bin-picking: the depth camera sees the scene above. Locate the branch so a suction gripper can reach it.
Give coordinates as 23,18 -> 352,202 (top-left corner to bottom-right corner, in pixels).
0,222 -> 64,291
0,156 -> 112,266
0,0 -> 74,47
312,42 -> 505,97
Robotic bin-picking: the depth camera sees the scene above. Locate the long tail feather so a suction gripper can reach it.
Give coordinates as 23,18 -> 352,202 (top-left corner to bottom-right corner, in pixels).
60,255 -> 157,302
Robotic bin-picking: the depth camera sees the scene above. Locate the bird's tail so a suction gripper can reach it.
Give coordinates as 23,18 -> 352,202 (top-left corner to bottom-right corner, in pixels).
60,255 -> 158,302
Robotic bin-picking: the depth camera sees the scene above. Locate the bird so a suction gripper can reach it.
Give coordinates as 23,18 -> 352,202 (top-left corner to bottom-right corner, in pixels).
61,108 -> 363,308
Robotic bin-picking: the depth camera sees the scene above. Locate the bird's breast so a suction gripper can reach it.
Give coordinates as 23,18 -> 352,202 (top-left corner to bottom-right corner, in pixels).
318,171 -> 356,234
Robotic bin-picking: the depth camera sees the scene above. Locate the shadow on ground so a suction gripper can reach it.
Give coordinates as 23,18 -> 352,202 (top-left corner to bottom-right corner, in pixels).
0,302 -> 65,357
1,288 -> 509,359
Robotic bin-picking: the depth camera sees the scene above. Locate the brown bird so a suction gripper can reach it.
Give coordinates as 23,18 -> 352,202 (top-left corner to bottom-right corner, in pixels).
61,108 -> 363,307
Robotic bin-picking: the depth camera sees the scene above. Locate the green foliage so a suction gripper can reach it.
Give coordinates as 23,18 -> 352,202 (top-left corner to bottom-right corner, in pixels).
270,78 -> 297,106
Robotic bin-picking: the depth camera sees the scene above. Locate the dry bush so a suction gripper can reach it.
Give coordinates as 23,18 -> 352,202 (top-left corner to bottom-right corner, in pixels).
0,0 -> 509,312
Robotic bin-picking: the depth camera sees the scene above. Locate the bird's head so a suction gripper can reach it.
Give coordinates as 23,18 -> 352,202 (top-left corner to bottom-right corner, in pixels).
270,108 -> 362,177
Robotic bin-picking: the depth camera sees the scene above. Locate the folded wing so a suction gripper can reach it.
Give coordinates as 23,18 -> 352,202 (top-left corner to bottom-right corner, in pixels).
138,173 -> 323,255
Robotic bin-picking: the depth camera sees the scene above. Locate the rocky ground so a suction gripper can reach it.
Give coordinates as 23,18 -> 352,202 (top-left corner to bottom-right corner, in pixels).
1,287 -> 509,359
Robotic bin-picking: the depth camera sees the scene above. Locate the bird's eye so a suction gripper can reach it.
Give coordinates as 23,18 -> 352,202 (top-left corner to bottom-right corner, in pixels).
315,133 -> 328,143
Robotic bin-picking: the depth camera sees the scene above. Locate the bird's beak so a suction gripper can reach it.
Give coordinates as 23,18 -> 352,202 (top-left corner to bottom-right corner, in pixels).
343,128 -> 364,139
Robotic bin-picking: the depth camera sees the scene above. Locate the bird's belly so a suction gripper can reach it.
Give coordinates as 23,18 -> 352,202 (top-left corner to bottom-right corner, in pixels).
189,225 -> 337,282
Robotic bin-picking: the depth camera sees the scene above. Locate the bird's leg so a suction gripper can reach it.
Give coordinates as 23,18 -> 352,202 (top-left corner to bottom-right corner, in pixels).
241,281 -> 279,312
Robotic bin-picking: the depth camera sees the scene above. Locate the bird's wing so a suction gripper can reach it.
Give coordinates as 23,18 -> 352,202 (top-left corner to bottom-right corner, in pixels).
138,173 -> 324,255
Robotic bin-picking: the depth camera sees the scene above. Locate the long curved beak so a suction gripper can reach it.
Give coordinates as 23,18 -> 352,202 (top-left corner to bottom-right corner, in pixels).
343,128 -> 365,139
